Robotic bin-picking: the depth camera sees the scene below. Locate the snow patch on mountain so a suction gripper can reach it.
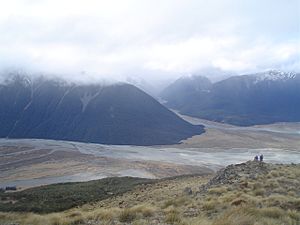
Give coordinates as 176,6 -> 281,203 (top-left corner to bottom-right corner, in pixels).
80,91 -> 101,112
254,70 -> 296,84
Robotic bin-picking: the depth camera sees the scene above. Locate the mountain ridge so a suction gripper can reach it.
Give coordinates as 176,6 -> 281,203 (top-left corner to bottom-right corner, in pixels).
161,70 -> 300,126
0,74 -> 204,145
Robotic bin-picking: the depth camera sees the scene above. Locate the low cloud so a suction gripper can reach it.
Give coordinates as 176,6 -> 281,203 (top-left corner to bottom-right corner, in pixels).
0,0 -> 299,82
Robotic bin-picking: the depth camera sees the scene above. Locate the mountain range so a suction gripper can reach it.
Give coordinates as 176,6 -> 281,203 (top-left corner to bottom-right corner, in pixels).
0,74 -> 204,145
161,70 -> 300,126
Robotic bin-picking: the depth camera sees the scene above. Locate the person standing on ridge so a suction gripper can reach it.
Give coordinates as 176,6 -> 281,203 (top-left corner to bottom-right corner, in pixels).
259,154 -> 264,162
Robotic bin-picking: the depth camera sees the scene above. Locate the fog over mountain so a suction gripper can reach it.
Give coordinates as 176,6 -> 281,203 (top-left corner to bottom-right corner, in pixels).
0,0 -> 299,138
0,0 -> 299,83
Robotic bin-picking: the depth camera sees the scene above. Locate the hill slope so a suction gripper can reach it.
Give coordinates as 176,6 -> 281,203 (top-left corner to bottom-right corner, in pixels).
0,75 -> 204,145
1,161 -> 299,225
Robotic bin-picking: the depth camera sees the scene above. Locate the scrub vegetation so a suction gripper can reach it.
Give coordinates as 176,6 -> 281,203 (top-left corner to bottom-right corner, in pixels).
0,162 -> 299,225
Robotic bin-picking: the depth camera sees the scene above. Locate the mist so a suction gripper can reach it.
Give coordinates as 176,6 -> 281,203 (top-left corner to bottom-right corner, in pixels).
0,0 -> 299,84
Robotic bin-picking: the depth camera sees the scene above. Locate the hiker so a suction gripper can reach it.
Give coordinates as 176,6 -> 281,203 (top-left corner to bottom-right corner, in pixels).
259,154 -> 264,162
254,155 -> 258,161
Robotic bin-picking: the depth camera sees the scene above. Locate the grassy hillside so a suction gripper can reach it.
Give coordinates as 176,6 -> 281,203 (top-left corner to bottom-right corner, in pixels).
0,162 -> 299,225
0,177 -> 153,213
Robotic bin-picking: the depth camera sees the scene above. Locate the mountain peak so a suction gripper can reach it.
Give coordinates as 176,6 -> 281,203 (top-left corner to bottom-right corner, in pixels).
161,70 -> 300,126
254,70 -> 297,83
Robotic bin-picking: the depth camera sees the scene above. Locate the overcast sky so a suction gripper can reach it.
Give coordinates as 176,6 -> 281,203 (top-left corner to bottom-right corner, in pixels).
0,0 -> 299,82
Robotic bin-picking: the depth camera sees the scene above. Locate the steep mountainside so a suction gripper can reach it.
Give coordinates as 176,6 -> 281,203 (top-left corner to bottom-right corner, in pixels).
0,75 -> 204,145
161,70 -> 300,126
160,75 -> 212,110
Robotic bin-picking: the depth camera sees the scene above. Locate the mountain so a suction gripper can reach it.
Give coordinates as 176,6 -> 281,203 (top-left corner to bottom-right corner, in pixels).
161,70 -> 300,126
0,74 -> 204,145
160,75 -> 212,110
125,76 -> 173,98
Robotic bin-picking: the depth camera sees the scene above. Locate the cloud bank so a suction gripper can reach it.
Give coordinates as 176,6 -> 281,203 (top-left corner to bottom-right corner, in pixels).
0,0 -> 299,81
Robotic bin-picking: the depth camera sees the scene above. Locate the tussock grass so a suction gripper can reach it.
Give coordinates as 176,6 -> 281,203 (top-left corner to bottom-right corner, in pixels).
162,196 -> 189,209
287,210 -> 300,221
184,216 -> 212,225
252,182 -> 263,190
253,188 -> 265,196
118,208 -> 137,222
259,207 -> 284,219
270,171 -> 280,177
217,192 -> 237,203
0,163 -> 299,225
131,204 -> 156,217
89,208 -> 118,221
212,206 -> 257,225
164,208 -> 182,224
202,199 -> 220,211
208,187 -> 228,195
264,179 -> 280,189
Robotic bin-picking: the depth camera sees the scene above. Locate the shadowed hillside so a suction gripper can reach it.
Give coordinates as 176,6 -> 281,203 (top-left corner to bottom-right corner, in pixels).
161,70 -> 300,126
0,74 -> 204,145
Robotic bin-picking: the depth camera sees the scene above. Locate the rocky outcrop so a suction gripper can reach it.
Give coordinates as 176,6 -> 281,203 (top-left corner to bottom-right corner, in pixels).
201,161 -> 271,191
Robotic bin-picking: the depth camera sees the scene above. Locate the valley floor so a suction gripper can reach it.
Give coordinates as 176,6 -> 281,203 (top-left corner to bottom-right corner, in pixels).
174,111 -> 300,150
1,113 -> 300,189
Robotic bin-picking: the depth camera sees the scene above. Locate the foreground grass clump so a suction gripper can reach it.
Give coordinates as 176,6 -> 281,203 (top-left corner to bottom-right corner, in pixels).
164,207 -> 182,224
162,196 -> 189,209
118,208 -> 137,222
0,163 -> 299,225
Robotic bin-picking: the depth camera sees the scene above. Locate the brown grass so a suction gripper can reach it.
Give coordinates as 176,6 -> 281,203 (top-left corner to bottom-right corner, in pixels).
118,208 -> 137,222
0,164 -> 299,225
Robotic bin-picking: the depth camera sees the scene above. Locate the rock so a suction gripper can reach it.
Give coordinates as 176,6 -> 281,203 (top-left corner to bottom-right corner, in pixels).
231,199 -> 247,206
239,181 -> 248,189
183,207 -> 199,217
201,161 -> 271,191
183,187 -> 193,195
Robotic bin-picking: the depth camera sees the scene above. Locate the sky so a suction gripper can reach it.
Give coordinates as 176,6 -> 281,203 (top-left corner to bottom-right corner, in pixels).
0,0 -> 299,82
